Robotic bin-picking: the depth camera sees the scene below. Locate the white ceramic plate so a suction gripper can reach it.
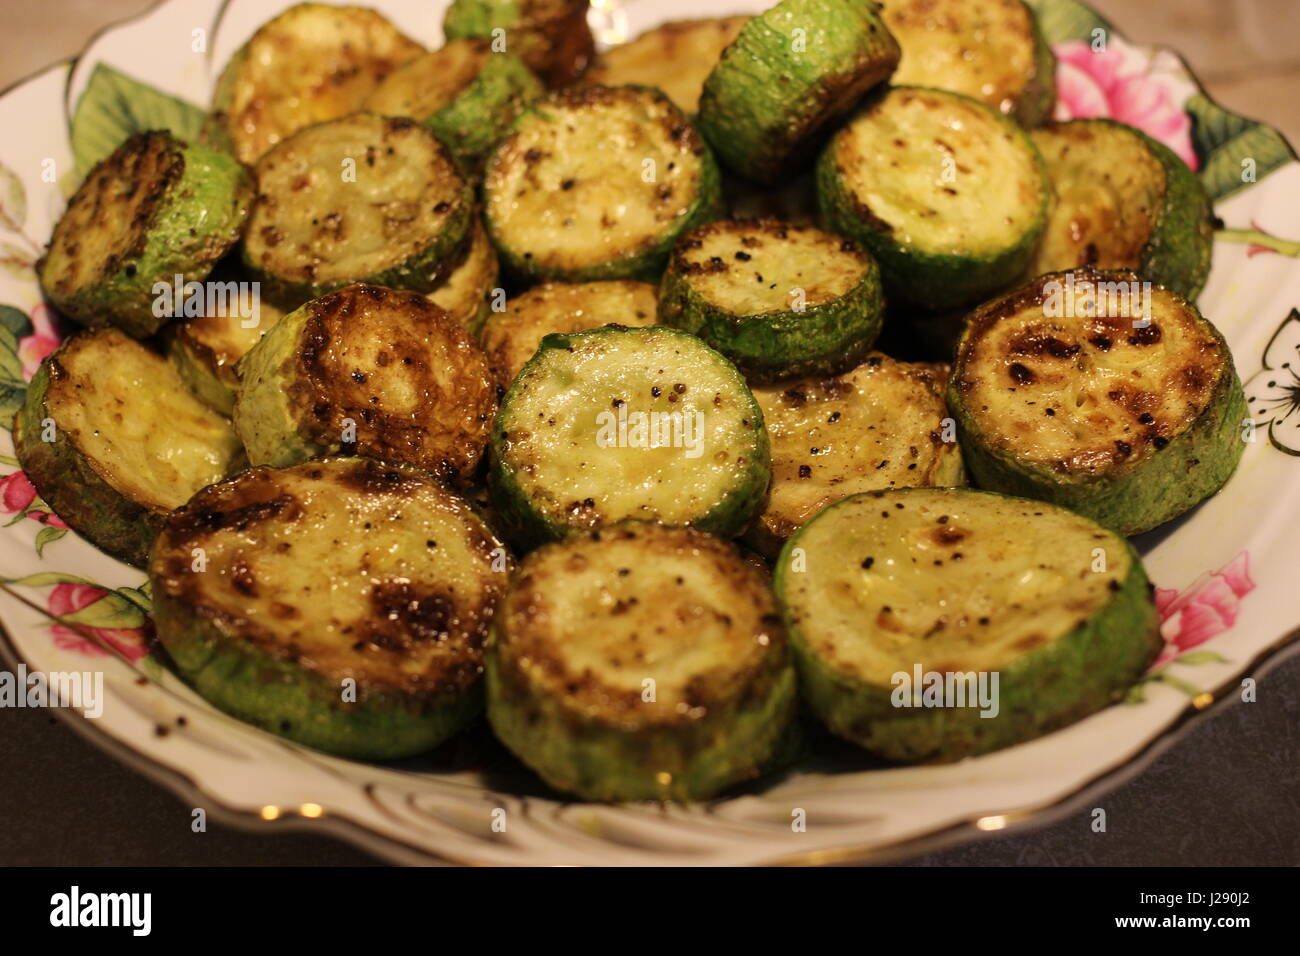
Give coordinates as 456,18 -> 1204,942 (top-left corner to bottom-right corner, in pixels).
1,0 -> 1298,865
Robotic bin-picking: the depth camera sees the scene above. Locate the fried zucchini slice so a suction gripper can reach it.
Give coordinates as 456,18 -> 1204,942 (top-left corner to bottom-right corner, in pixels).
13,329 -> 243,567
37,131 -> 252,339
483,86 -> 723,283
774,488 -> 1161,762
489,326 -> 769,547
1030,120 -> 1214,301
208,2 -> 424,164
363,39 -> 543,172
150,458 -> 511,759
697,0 -> 900,185
427,218 -> 499,336
166,296 -> 286,416
818,87 -> 1050,311
487,522 -> 796,800
882,0 -> 1056,127
657,219 -> 884,383
442,0 -> 594,88
948,268 -> 1246,535
747,354 -> 964,557
235,283 -> 496,483
479,279 -> 657,388
585,17 -> 749,115
242,113 -> 474,308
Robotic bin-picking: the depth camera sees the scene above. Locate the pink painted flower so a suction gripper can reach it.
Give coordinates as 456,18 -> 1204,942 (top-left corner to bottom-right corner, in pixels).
48,582 -> 147,662
1153,552 -> 1255,667
0,470 -> 68,528
1053,37 -> 1199,170
17,302 -> 61,380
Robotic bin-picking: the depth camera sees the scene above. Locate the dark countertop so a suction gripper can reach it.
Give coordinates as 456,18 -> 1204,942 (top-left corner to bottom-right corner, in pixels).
3,652 -> 1297,866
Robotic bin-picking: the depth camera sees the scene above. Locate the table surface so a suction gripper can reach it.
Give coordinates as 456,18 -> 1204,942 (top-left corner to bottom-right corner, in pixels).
2,0 -> 1299,867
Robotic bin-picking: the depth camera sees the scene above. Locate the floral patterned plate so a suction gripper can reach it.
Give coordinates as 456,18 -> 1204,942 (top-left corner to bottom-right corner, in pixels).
1,0 -> 1298,866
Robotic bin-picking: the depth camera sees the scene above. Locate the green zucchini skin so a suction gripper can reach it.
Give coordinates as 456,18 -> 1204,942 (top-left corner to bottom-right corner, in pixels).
37,131 -> 252,338
488,325 -> 770,549
696,0 -> 900,184
948,269 -> 1246,535
1133,128 -> 1214,301
442,0 -> 595,87
816,87 -> 1050,312
774,488 -> 1162,762
486,522 -> 797,801
657,219 -> 885,383
149,457 -> 511,760
1019,8 -> 1058,128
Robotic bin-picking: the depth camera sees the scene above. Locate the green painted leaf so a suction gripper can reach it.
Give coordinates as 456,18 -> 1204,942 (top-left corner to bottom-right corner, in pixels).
59,589 -> 147,629
1173,649 -> 1228,666
1,571 -> 94,588
0,304 -> 32,340
1185,93 -> 1296,201
1024,0 -> 1110,45
33,524 -> 67,557
0,161 -> 26,232
70,63 -> 206,179
0,383 -> 25,423
113,583 -> 153,615
0,324 -> 25,386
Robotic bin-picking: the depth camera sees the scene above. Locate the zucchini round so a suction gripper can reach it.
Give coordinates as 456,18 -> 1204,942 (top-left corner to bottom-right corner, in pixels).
585,17 -> 750,115
166,298 -> 285,416
817,86 -> 1050,311
442,0 -> 594,88
487,522 -> 796,800
696,0 -> 900,185
38,130 -> 252,339
242,113 -> 474,308
13,328 -> 243,567
948,268 -> 1247,535
882,0 -> 1056,127
363,38 -> 543,172
747,353 -> 964,557
208,2 -> 424,164
234,283 -> 497,483
483,85 -> 723,284
774,487 -> 1162,762
479,279 -> 658,388
426,217 -> 500,336
489,325 -> 769,547
150,457 -> 511,760
657,218 -> 884,383
1030,119 -> 1214,301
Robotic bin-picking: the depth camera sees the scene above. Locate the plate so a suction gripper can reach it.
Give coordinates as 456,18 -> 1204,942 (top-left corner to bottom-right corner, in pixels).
1,0 -> 1298,866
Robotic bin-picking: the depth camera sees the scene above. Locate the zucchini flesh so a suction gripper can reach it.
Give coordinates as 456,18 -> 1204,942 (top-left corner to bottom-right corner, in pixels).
657,219 -> 884,382
489,325 -> 769,546
697,0 -> 900,184
1030,119 -> 1214,300
149,458 -> 511,759
747,353 -> 963,556
14,328 -> 243,567
948,268 -> 1246,534
363,39 -> 543,171
487,522 -> 796,800
242,113 -> 474,307
479,279 -> 658,388
775,487 -> 1161,761
817,86 -> 1049,311
427,218 -> 500,336
167,299 -> 286,416
442,0 -> 594,87
882,0 -> 1056,127
234,283 -> 497,483
585,17 -> 749,114
38,131 -> 252,338
209,3 -> 424,164
483,85 -> 723,283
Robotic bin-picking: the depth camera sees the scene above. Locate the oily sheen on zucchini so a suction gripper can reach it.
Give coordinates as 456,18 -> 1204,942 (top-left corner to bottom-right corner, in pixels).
442,0 -> 594,87
657,219 -> 884,383
13,329 -> 243,567
1030,119 -> 1214,300
817,86 -> 1050,311
235,283 -> 496,483
775,488 -> 1161,762
208,2 -> 424,164
490,326 -> 769,546
487,522 -> 796,801
242,113 -> 474,308
747,353 -> 964,556
882,0 -> 1056,127
150,458 -> 510,759
697,0 -> 899,184
483,85 -> 722,283
38,131 -> 252,339
948,268 -> 1246,535
167,296 -> 285,416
